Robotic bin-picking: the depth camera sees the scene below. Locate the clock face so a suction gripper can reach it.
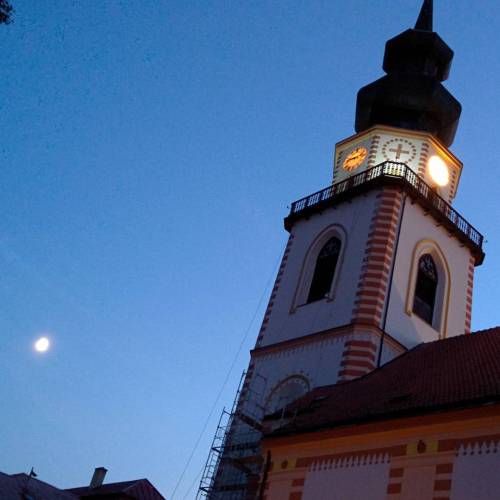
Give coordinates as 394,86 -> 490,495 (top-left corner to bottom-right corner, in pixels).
343,147 -> 367,172
382,138 -> 417,163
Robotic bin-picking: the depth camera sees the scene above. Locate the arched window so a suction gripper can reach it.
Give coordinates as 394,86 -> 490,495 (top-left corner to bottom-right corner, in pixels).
307,236 -> 341,303
265,376 -> 310,414
413,254 -> 438,324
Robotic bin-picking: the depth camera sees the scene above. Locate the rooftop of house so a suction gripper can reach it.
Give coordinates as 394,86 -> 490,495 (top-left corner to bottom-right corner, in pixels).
0,471 -> 165,500
264,327 -> 500,438
0,472 -> 77,500
67,478 -> 164,499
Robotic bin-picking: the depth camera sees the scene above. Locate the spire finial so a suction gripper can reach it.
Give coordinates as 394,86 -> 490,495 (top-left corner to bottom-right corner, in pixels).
415,0 -> 433,31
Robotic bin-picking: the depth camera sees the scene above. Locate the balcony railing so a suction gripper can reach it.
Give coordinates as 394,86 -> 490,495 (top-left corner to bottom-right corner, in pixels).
286,161 -> 484,256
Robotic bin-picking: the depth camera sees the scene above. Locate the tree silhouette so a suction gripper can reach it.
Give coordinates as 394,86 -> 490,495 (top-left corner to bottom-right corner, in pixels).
0,0 -> 13,24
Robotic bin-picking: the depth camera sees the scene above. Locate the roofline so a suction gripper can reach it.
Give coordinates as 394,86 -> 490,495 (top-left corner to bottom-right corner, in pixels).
264,397 -> 500,440
264,329 -> 500,436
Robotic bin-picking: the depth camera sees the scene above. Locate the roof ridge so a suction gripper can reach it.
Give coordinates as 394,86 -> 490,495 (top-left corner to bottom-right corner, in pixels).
11,473 -> 75,493
471,326 -> 500,335
419,328 -> 500,348
265,327 -> 500,437
123,478 -> 148,491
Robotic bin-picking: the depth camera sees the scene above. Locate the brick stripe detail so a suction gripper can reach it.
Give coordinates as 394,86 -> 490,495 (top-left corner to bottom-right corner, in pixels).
337,337 -> 378,381
418,142 -> 429,176
352,188 -> 403,326
367,135 -> 381,167
288,476 -> 305,500
437,439 -> 457,453
433,461 -> 454,500
386,465 -> 405,498
338,368 -> 368,379
255,233 -> 296,347
465,254 -> 475,334
449,169 -> 458,199
387,482 -> 402,495
333,145 -> 344,183
389,467 -> 404,478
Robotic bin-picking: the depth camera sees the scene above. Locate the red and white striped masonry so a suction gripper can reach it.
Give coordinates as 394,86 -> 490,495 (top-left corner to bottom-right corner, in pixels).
465,254 -> 475,334
367,135 -> 381,168
337,338 -> 377,381
255,232 -> 296,348
352,187 -> 403,326
433,462 -> 454,500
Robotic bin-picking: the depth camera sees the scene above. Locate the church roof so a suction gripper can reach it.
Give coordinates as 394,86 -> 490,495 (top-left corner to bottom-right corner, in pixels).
265,328 -> 500,437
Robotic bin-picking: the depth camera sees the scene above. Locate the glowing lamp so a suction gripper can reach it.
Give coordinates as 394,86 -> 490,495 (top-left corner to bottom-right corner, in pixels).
428,155 -> 449,187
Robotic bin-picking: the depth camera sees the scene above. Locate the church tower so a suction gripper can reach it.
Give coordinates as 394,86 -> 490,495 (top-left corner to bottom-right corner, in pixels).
198,2 -> 485,498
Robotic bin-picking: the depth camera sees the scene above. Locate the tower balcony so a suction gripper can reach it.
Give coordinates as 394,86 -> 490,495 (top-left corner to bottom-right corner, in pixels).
285,161 -> 484,264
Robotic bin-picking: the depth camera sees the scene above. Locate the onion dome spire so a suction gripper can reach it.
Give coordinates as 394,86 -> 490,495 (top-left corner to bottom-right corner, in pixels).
415,0 -> 433,31
355,0 -> 461,147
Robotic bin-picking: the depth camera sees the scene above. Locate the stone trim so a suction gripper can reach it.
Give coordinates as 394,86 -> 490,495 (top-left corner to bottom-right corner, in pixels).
337,338 -> 378,381
465,254 -> 475,334
352,187 -> 403,326
432,462 -> 454,500
255,233 -> 296,347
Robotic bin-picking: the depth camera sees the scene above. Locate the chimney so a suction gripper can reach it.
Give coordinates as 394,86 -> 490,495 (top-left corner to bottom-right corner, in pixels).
89,467 -> 108,489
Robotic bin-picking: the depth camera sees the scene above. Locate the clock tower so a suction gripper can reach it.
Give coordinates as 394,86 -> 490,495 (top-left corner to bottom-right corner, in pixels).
198,1 -> 485,498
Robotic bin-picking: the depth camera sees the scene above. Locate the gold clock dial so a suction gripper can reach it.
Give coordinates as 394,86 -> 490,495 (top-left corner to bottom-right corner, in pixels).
343,147 -> 367,172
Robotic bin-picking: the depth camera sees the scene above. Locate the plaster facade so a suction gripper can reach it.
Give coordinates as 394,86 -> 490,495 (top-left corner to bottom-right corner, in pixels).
261,407 -> 500,500
386,199 -> 473,347
260,191 -> 378,348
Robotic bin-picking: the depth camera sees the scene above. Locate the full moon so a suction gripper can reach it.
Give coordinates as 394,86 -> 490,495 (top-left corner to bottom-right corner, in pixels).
34,337 -> 50,353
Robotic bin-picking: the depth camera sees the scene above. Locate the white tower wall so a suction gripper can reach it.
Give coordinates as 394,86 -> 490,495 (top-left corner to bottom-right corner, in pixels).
386,200 -> 474,347
260,191 -> 378,348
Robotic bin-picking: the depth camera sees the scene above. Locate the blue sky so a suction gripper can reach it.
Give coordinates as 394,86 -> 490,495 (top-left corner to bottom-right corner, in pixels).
1,1 -> 499,498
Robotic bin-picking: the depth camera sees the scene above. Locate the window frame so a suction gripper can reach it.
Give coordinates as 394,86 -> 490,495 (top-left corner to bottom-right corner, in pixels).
265,375 -> 311,414
406,240 -> 451,336
291,225 -> 347,312
307,236 -> 342,304
413,254 -> 439,324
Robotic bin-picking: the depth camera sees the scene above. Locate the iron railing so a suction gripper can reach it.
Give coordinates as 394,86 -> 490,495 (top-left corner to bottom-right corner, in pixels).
287,161 -> 483,252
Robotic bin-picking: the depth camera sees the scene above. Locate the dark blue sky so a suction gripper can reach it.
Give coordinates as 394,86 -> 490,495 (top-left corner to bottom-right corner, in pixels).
1,1 -> 499,498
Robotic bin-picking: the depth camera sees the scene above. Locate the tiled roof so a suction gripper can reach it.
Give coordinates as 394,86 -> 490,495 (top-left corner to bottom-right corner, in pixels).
265,328 -> 500,437
67,478 -> 165,499
0,472 -> 77,499
67,480 -> 138,496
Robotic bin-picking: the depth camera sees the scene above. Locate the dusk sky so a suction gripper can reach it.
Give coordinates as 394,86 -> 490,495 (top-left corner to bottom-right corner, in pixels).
2,1 -> 500,498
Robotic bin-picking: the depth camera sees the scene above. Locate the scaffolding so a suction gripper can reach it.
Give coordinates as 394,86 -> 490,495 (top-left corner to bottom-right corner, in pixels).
197,371 -> 267,500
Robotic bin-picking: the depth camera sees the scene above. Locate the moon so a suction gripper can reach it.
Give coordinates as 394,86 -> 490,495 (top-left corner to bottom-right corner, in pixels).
34,337 -> 50,353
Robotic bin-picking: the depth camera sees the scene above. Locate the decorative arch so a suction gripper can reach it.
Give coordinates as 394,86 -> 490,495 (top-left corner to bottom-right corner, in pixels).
291,224 -> 348,311
406,239 -> 451,337
265,375 -> 310,414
